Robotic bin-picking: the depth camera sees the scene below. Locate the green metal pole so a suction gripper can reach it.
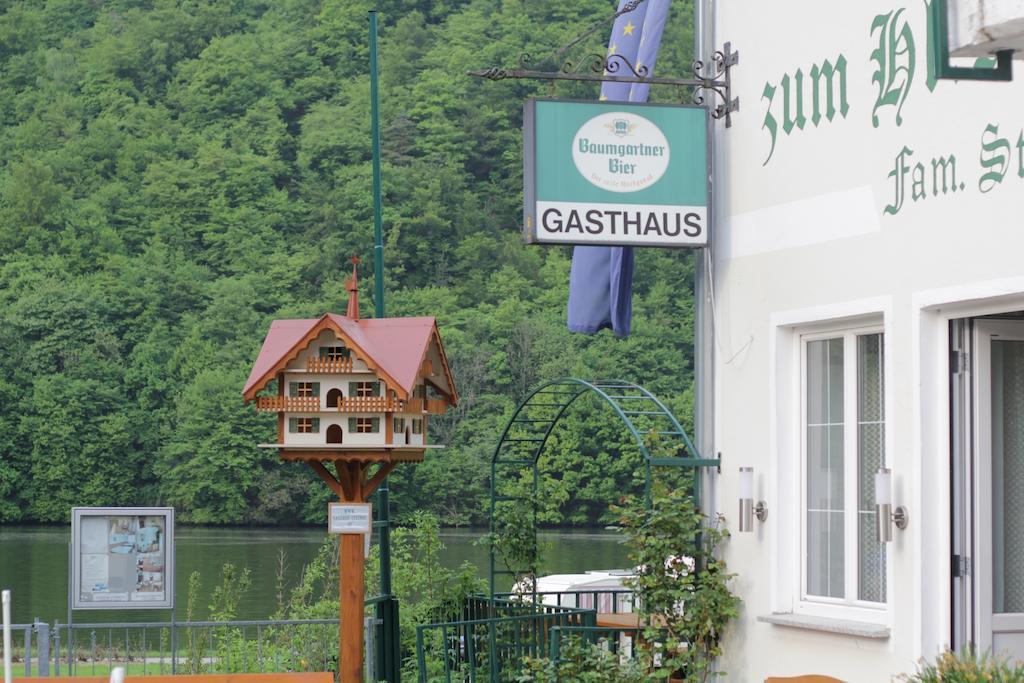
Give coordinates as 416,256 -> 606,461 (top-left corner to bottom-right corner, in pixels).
369,10 -> 399,681
370,10 -> 385,317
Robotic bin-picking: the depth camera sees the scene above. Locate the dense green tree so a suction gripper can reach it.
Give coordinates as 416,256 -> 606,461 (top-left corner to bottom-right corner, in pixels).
0,0 -> 698,526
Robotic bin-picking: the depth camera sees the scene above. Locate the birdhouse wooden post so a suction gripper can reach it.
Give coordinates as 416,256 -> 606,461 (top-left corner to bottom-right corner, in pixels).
242,259 -> 458,682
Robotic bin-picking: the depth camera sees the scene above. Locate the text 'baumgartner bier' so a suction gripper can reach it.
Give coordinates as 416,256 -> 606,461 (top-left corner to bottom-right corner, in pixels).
524,99 -> 709,248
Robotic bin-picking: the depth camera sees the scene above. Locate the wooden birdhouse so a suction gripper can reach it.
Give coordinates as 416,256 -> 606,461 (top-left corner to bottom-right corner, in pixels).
242,257 -> 457,683
242,257 -> 457,477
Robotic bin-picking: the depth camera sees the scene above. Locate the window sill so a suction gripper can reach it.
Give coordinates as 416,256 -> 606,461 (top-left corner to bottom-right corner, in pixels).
757,613 -> 890,639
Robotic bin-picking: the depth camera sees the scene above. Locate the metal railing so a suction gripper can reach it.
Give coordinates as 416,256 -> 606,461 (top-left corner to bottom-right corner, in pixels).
547,625 -> 641,664
54,618 -> 342,677
0,617 -> 364,678
2,622 -> 50,677
414,596 -> 596,683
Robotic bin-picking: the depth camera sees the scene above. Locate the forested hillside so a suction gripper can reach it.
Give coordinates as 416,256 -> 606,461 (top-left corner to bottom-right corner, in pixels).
0,0 -> 697,527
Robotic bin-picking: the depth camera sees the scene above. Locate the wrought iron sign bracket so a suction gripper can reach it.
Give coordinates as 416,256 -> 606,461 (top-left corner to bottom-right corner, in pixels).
468,42 -> 740,127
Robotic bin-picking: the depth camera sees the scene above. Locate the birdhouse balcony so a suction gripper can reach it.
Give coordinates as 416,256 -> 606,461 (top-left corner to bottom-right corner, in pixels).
252,396 -> 449,414
333,396 -> 400,412
426,398 -> 448,415
256,396 -> 321,412
306,357 -> 354,373
401,398 -> 449,414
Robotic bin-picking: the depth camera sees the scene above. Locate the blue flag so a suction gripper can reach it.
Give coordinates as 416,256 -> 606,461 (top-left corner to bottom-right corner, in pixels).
597,0 -> 648,102
567,0 -> 672,337
629,0 -> 671,103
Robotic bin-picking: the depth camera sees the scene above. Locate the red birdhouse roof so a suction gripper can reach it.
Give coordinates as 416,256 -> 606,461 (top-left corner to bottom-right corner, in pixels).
242,313 -> 457,403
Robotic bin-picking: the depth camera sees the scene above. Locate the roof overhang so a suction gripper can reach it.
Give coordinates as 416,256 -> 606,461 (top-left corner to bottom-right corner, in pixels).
242,315 -> 408,402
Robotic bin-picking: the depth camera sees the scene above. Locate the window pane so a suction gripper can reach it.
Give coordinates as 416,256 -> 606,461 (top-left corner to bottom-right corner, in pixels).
992,341 -> 1024,613
807,341 -> 829,424
807,510 -> 845,599
858,335 -> 883,422
829,340 -> 845,423
807,338 -> 845,599
857,334 -> 886,603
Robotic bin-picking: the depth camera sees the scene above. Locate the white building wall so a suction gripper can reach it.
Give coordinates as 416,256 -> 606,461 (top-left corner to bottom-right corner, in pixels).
281,373 -> 383,402
282,412 -> 387,447
393,413 -> 426,447
712,1 -> 1024,680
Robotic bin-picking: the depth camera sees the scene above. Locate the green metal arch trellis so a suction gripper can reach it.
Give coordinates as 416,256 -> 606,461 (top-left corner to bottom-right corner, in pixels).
488,378 -> 719,597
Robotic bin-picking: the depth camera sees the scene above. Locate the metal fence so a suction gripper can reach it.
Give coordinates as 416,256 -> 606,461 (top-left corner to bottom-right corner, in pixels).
547,625 -> 640,664
1,617 -> 384,678
414,596 -> 597,683
4,622 -> 49,677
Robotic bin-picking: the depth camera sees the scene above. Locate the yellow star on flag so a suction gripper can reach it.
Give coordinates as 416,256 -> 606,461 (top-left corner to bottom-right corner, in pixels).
622,21 -> 636,36
608,43 -> 617,55
599,94 -> 608,101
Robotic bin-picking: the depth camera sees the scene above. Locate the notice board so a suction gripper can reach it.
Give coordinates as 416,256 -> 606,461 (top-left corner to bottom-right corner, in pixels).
71,507 -> 174,610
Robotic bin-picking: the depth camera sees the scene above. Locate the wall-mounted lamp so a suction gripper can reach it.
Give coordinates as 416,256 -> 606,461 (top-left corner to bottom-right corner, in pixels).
875,467 -> 908,542
739,467 -> 767,532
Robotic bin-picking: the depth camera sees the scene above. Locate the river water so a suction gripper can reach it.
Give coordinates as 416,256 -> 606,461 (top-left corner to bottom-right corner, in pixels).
0,525 -> 629,625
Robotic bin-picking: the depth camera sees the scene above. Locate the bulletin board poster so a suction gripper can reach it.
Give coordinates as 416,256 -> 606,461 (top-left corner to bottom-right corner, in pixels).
71,507 -> 174,610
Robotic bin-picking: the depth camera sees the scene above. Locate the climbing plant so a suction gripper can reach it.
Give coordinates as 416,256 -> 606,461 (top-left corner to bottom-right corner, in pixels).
516,482 -> 740,682
616,482 -> 740,683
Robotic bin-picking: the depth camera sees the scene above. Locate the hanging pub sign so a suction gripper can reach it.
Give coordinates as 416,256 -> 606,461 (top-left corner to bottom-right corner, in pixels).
523,99 -> 709,248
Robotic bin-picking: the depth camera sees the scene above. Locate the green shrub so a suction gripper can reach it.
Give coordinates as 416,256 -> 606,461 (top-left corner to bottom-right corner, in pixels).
616,483 -> 740,683
900,649 -> 1024,682
515,636 -> 648,683
517,482 -> 740,683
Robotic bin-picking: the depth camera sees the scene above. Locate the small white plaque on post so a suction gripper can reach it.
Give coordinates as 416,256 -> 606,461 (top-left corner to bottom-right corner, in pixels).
328,503 -> 372,534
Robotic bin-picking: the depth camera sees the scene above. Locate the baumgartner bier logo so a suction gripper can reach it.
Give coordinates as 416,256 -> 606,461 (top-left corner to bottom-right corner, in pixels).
571,112 -> 670,193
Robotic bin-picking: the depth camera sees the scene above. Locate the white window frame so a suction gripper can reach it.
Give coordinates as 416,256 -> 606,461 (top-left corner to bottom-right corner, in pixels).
768,299 -> 894,630
796,324 -> 887,622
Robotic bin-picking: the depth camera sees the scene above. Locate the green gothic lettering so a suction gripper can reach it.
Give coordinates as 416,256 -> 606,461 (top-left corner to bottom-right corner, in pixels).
761,82 -> 778,165
924,0 -> 938,92
1018,132 -> 1024,178
761,55 -> 850,165
781,70 -> 806,134
911,163 -> 926,201
930,155 -> 959,196
979,123 -> 1011,193
885,146 -> 914,215
885,146 -> 964,216
810,57 -> 850,126
870,8 -> 915,127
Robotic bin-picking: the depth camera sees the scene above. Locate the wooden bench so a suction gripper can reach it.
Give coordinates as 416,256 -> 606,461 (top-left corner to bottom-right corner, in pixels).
14,674 -> 334,683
